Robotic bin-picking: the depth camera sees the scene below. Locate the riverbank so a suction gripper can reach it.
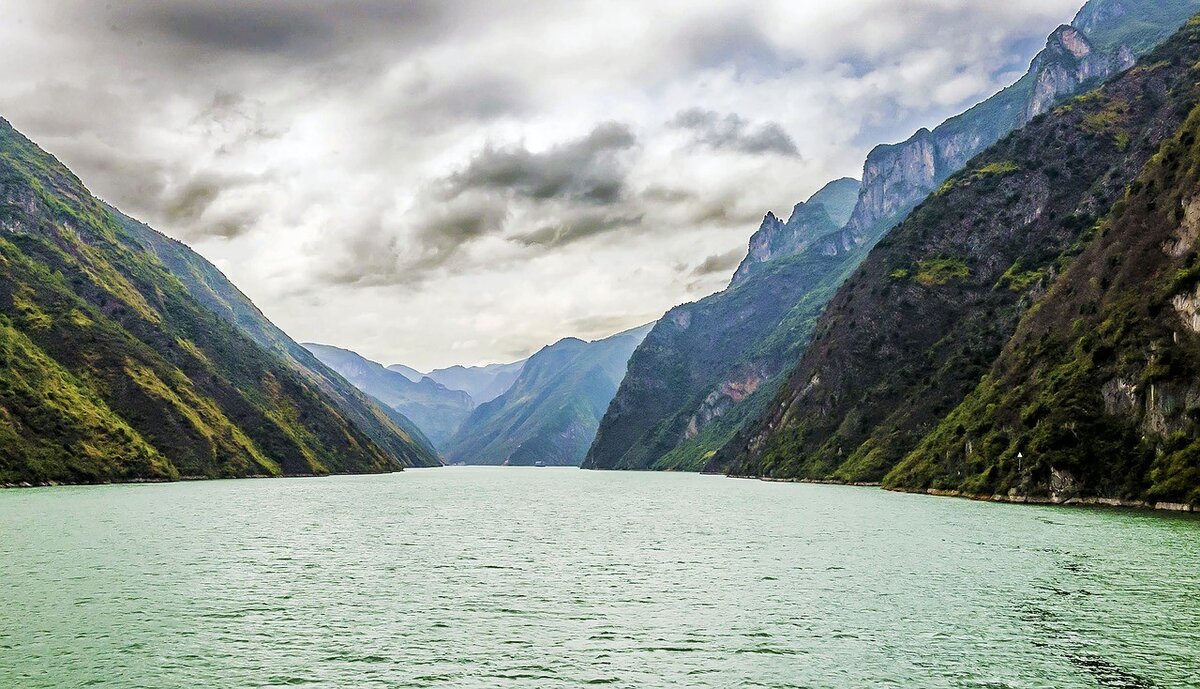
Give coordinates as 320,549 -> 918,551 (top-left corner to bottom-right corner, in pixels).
730,474 -> 1198,514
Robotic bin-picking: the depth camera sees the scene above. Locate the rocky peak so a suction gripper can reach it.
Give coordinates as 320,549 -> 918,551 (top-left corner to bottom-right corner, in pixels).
729,178 -> 860,286
838,4 -> 1160,248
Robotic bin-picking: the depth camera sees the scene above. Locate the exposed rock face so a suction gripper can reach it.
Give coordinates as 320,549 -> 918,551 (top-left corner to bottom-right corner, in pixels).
844,24 -> 1136,242
587,0 -> 1200,476
722,23 -> 1200,492
1027,26 -> 1135,120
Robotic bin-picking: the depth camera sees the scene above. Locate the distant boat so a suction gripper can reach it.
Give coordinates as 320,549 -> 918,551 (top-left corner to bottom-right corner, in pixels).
534,461 -> 546,468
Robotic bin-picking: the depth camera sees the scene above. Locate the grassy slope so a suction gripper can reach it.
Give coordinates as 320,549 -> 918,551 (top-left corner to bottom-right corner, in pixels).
0,118 -> 435,483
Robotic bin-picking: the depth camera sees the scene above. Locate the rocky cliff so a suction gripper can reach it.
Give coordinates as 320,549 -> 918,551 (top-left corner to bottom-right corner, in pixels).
887,75 -> 1200,507
720,17 -> 1200,500
585,0 -> 1198,474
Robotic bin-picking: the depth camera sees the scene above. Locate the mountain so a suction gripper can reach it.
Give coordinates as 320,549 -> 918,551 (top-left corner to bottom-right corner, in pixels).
730,177 -> 860,285
445,325 -> 652,466
0,118 -> 438,485
304,343 -> 474,448
420,360 -> 526,404
113,210 -> 441,468
886,73 -> 1200,508
584,0 -> 1200,473
720,14 -> 1200,506
386,363 -> 424,383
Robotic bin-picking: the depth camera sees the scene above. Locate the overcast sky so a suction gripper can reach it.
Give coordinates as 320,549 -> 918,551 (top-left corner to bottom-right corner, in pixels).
0,0 -> 1084,370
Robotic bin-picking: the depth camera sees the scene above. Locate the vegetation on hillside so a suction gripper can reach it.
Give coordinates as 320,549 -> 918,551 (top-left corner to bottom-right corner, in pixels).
0,118 -> 435,484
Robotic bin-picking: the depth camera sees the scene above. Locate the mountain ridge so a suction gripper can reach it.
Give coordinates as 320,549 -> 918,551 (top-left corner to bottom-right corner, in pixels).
583,0 -> 1200,474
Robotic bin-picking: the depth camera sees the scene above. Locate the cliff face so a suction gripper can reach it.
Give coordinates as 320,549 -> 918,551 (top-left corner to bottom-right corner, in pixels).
720,18 -> 1200,494
844,23 -> 1136,243
585,0 -> 1198,474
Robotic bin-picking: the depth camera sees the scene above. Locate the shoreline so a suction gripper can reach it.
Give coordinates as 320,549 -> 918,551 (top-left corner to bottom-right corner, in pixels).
727,474 -> 1198,514
0,468 -> 424,490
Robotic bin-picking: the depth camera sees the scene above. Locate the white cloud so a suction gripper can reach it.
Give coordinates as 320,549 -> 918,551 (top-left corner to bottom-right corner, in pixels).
0,0 -> 1083,369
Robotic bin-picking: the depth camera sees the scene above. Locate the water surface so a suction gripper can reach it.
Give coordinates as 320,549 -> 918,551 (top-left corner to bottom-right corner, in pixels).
1,468 -> 1198,688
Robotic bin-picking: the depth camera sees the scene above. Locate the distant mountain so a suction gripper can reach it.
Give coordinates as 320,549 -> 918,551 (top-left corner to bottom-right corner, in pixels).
721,14 -> 1200,510
0,118 -> 438,485
386,363 -> 424,383
305,344 -> 474,448
420,360 -> 526,404
444,325 -> 652,466
584,0 -> 1200,473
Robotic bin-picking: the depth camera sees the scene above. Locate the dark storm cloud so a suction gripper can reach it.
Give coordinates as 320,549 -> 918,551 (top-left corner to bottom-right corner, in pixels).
106,0 -> 454,60
670,108 -> 800,157
690,248 -> 744,276
134,5 -> 330,55
444,122 -> 637,203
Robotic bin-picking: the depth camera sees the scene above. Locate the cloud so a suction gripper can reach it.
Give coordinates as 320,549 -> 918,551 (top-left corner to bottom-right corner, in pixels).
0,0 -> 1087,368
444,122 -> 637,203
670,108 -> 800,157
690,248 -> 744,277
512,211 -> 644,248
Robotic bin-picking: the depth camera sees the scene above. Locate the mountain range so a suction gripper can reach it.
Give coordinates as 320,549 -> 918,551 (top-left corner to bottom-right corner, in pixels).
584,0 -> 1200,476
721,9 -> 1200,509
6,0 -> 1200,511
308,325 -> 650,465
443,325 -> 652,465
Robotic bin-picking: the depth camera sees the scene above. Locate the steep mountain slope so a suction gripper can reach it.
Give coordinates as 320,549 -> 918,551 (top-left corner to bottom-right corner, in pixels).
115,211 -> 441,467
721,17 -> 1200,485
584,0 -> 1198,473
305,343 -> 473,448
583,232 -> 867,471
445,325 -> 651,466
0,118 -> 437,484
886,90 -> 1200,508
418,360 -> 526,404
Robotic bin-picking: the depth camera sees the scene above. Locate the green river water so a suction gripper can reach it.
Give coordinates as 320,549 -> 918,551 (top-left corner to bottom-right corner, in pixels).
1,467 -> 1197,688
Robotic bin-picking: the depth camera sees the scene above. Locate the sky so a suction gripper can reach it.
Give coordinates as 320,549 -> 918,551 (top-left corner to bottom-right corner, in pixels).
0,0 -> 1085,370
